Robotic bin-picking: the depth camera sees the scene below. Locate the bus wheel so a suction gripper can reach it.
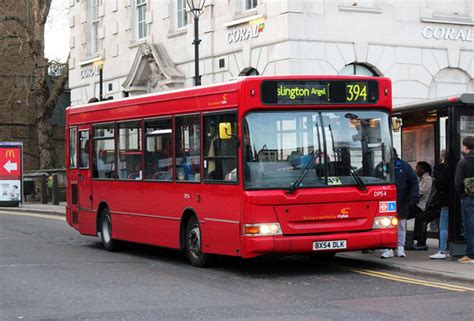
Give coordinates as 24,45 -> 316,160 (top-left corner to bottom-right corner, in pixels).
185,216 -> 214,267
99,208 -> 120,251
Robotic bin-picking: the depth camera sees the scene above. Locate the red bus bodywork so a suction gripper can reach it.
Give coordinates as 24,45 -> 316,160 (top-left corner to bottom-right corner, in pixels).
66,76 -> 397,260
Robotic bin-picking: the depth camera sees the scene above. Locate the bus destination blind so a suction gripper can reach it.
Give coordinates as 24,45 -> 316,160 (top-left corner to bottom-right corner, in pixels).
261,80 -> 378,105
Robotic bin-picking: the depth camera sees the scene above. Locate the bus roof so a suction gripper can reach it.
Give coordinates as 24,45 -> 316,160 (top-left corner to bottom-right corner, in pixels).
68,75 -> 389,115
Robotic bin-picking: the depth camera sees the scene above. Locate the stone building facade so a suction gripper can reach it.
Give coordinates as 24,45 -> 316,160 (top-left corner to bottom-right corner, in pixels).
68,0 -> 474,107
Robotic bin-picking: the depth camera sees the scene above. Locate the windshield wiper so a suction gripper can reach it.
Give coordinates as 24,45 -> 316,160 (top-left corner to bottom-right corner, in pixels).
334,148 -> 366,191
286,152 -> 319,194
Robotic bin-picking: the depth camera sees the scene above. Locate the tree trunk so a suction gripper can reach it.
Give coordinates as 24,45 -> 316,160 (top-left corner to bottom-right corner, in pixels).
36,113 -> 55,169
2,0 -> 69,170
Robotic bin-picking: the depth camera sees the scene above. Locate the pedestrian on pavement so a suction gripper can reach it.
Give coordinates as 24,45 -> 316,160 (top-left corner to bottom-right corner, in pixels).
407,161 -> 433,223
414,162 -> 433,216
454,136 -> 474,264
429,152 -> 450,259
381,149 -> 419,259
409,153 -> 449,257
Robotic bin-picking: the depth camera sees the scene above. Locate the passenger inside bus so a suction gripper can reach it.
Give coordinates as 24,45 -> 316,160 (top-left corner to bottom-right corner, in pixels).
93,149 -> 115,179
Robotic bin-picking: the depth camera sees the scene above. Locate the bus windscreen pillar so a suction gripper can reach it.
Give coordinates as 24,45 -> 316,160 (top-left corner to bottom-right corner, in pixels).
0,142 -> 23,207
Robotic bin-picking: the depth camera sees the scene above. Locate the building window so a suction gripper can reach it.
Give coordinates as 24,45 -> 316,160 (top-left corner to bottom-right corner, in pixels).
339,63 -> 379,76
88,0 -> 100,56
242,0 -> 257,11
136,0 -> 147,40
176,0 -> 187,29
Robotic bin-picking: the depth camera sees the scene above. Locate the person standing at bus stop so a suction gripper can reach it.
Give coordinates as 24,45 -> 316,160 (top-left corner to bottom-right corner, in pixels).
454,136 -> 474,264
381,149 -> 419,259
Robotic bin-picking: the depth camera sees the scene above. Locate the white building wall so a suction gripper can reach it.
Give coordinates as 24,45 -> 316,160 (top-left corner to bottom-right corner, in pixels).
68,0 -> 474,106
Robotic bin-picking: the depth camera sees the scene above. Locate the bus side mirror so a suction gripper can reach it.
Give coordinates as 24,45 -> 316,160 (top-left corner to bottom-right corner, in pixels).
391,117 -> 402,132
219,122 -> 232,140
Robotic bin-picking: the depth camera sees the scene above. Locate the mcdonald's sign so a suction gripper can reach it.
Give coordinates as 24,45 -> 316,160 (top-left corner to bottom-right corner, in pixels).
0,144 -> 21,177
5,149 -> 15,158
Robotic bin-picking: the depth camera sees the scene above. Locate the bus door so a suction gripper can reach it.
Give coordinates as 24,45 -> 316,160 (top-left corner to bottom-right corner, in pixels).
78,128 -> 93,211
447,106 -> 472,256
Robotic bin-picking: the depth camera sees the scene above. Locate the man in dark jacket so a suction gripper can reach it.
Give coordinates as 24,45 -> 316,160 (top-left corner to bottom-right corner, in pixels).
381,149 -> 419,258
454,136 -> 474,263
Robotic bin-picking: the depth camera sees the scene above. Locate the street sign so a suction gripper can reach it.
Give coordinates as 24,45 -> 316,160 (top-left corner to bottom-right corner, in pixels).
0,142 -> 23,205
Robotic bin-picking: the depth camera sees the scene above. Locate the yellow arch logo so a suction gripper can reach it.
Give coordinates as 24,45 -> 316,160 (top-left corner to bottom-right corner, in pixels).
5,149 -> 15,158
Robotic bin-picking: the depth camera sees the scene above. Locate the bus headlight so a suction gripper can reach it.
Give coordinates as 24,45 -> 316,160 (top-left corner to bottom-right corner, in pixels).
243,223 -> 282,236
372,216 -> 398,229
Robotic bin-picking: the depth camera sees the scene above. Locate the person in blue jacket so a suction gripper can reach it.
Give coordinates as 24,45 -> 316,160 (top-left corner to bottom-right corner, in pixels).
381,149 -> 419,258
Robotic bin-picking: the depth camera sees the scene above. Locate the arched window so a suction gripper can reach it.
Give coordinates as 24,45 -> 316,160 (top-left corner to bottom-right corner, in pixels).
239,67 -> 260,76
339,63 -> 380,76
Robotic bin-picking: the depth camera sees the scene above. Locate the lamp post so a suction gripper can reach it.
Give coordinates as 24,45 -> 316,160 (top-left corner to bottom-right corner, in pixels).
93,59 -> 104,101
186,0 -> 206,86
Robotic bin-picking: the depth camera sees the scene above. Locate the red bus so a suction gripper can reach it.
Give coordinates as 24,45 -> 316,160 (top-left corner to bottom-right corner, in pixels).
66,76 -> 397,267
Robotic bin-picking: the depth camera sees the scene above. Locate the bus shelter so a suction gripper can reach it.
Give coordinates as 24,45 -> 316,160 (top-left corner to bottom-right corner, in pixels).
392,94 -> 474,257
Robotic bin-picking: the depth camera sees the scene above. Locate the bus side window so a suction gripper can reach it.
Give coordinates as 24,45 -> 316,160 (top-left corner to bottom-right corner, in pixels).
69,127 -> 77,168
175,114 -> 200,182
203,112 -> 238,182
144,118 -> 173,181
118,121 -> 143,180
93,125 -> 116,179
79,130 -> 90,168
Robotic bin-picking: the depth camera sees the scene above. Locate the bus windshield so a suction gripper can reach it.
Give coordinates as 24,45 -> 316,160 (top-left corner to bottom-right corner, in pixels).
243,110 -> 394,190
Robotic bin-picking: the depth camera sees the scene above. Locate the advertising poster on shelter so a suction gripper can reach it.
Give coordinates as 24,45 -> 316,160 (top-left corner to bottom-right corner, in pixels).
0,180 -> 21,201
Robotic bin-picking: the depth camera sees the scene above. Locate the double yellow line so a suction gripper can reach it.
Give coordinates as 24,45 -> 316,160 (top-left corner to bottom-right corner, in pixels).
338,265 -> 473,292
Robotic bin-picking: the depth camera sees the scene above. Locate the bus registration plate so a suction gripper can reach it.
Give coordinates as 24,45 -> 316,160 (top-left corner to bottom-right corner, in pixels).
312,240 -> 347,251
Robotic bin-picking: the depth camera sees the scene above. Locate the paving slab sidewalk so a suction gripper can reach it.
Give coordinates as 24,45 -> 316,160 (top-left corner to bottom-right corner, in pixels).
0,202 -> 66,216
0,203 -> 472,283
338,239 -> 474,284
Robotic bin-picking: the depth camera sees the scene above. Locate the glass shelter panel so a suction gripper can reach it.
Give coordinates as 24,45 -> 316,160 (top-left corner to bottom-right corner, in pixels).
402,124 -> 435,169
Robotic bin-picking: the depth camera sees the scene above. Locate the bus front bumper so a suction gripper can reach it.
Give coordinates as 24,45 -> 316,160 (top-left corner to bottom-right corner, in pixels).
240,228 -> 397,259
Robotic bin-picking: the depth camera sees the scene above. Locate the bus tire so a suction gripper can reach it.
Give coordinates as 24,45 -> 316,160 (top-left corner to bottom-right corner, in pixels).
185,216 -> 214,267
98,207 -> 120,252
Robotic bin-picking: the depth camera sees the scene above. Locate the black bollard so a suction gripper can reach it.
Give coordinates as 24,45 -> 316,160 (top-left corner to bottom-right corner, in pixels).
40,174 -> 48,204
52,174 -> 59,205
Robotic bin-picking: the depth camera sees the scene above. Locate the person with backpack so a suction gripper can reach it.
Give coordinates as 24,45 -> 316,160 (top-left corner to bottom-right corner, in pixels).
454,136 -> 474,264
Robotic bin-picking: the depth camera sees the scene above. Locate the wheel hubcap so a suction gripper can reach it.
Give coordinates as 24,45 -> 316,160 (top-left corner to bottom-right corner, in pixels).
102,216 -> 111,243
188,224 -> 201,259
